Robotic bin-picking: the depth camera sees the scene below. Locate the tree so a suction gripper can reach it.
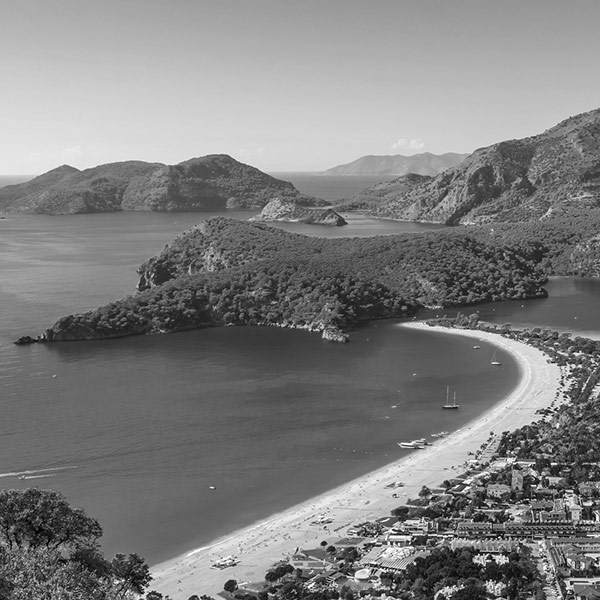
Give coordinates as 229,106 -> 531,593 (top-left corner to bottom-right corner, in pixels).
223,579 -> 238,594
70,542 -> 111,578
419,485 -> 431,498
111,553 -> 152,599
0,545 -> 112,600
0,489 -> 102,551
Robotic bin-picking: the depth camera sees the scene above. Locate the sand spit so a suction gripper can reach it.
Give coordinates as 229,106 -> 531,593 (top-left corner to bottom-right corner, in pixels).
151,322 -> 561,597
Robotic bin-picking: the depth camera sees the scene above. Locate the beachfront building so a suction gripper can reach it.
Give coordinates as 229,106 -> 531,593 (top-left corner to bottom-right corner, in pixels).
447,538 -> 521,555
358,545 -> 429,574
289,549 -> 335,579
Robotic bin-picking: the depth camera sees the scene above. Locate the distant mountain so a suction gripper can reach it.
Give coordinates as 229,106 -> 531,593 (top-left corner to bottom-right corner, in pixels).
349,108 -> 600,224
0,155 -> 323,215
322,152 -> 469,176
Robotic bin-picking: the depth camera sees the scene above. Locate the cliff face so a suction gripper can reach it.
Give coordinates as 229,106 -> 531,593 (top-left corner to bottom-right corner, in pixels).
323,152 -> 469,176
0,155 -> 323,214
249,198 -> 347,226
350,108 -> 600,224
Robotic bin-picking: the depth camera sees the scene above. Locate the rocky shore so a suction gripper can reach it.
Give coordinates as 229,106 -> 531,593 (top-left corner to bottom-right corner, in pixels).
249,198 -> 347,226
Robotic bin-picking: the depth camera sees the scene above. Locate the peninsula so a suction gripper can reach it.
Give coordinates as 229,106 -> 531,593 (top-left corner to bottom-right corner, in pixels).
26,218 -> 547,344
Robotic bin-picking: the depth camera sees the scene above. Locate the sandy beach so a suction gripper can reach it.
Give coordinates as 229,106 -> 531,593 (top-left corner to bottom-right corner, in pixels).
150,322 -> 561,597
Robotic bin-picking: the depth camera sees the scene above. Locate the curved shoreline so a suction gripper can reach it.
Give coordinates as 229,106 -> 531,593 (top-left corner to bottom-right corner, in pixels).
150,322 -> 561,597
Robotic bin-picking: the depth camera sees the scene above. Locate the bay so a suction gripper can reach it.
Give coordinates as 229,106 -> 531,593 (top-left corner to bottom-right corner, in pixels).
0,174 -> 599,566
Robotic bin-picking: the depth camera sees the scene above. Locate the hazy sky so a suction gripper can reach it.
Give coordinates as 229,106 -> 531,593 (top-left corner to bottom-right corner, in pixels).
2,0 -> 599,173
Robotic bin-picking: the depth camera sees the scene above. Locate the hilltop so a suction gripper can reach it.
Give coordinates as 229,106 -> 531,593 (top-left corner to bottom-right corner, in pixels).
322,152 -> 468,176
346,108 -> 600,224
0,155 -> 323,214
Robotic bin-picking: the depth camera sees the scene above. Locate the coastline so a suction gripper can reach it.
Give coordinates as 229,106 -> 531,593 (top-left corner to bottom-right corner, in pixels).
150,322 -> 561,597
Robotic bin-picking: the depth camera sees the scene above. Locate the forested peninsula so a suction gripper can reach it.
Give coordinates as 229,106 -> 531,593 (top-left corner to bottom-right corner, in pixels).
33,217 -> 548,343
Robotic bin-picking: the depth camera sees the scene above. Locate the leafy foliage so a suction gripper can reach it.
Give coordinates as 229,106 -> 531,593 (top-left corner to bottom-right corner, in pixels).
44,218 -> 547,341
0,489 -> 152,600
0,489 -> 102,551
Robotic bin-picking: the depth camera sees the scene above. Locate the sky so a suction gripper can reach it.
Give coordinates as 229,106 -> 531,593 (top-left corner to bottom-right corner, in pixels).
1,0 -> 599,174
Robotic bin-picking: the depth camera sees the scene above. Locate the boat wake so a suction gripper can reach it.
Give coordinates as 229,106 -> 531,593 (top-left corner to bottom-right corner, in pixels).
0,466 -> 78,479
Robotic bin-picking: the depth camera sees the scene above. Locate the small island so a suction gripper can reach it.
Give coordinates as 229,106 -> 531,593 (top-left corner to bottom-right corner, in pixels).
249,198 -> 347,226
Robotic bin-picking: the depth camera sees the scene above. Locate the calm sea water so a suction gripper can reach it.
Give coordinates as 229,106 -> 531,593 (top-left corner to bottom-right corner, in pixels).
272,172 -> 397,202
0,174 -> 599,566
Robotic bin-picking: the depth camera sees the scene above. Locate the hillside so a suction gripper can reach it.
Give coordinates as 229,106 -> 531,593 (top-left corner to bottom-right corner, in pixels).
0,155 -> 323,214
349,108 -> 600,224
35,217 -> 547,343
322,152 -> 468,176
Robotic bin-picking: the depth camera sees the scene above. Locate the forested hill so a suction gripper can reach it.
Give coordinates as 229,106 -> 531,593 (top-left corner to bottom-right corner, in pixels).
39,217 -> 547,343
346,107 -> 600,224
0,154 -> 323,215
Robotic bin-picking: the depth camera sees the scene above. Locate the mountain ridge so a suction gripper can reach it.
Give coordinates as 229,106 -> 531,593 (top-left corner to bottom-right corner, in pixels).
347,107 -> 600,224
323,152 -> 469,176
0,154 -> 323,214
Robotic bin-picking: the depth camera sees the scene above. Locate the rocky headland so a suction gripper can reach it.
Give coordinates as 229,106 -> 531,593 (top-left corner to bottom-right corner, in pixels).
346,107 -> 600,224
0,154 -> 324,215
249,198 -> 347,226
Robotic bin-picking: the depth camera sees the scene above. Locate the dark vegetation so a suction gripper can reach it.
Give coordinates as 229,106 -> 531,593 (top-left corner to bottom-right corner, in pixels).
0,488 -> 157,600
463,208 -> 600,276
42,217 -> 547,341
257,546 -> 541,600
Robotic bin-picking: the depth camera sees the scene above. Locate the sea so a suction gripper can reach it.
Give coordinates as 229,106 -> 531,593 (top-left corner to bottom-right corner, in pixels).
1,172 -> 599,565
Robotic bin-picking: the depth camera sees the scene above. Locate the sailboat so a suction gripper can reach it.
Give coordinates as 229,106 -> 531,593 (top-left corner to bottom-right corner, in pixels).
491,351 -> 502,366
442,386 -> 459,410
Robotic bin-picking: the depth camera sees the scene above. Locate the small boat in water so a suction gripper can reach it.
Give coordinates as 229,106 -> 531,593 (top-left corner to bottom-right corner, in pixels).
398,440 -> 425,449
473,345 -> 481,349
491,351 -> 502,366
442,386 -> 459,410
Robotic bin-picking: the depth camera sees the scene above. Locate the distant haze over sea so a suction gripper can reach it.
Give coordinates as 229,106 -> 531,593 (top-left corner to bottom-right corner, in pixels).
0,175 -> 36,187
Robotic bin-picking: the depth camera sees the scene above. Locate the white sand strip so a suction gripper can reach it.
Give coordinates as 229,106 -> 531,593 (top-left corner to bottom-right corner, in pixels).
150,323 -> 560,597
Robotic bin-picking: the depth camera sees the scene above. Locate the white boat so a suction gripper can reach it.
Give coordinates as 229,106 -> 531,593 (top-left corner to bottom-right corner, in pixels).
442,386 -> 459,410
473,345 -> 481,349
398,441 -> 425,449
491,351 -> 502,366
